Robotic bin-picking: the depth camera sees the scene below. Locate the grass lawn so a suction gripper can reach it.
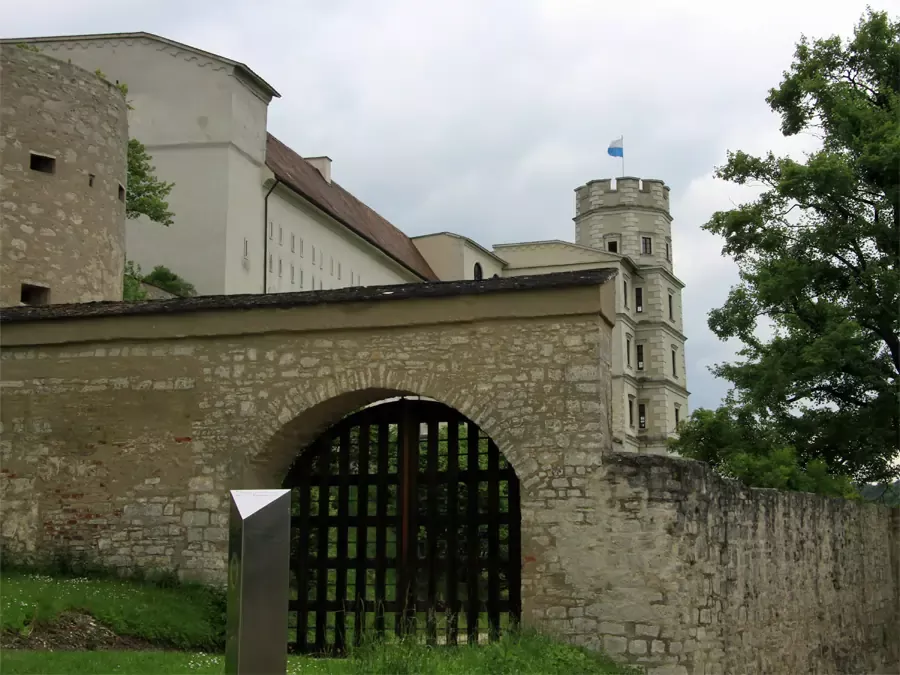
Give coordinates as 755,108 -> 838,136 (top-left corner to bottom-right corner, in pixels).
0,570 -> 640,674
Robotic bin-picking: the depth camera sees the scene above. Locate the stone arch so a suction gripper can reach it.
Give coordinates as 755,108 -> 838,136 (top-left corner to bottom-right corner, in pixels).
244,369 -> 535,488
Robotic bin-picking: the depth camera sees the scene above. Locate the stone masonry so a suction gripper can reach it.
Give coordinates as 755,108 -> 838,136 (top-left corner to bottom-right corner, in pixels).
0,271 -> 897,674
0,44 -> 128,306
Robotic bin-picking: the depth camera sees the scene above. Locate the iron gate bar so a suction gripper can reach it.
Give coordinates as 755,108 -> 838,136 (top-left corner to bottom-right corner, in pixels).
283,398 -> 521,654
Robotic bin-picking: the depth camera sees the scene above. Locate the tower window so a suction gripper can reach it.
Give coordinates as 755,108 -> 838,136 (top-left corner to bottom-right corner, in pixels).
666,242 -> 671,261
638,404 -> 647,430
636,344 -> 644,370
674,405 -> 681,427
279,226 -> 283,245
626,338 -> 632,367
635,287 -> 643,313
628,398 -> 635,427
243,238 -> 249,258
607,240 -> 618,253
29,152 -> 55,174
474,262 -> 483,280
291,233 -> 295,252
668,294 -> 674,320
641,237 -> 652,255
623,280 -> 628,307
672,348 -> 677,376
20,283 -> 50,305
118,184 -> 126,202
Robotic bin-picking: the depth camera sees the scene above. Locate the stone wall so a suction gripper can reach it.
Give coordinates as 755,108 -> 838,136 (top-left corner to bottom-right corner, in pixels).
0,44 -> 128,306
0,273 -> 897,674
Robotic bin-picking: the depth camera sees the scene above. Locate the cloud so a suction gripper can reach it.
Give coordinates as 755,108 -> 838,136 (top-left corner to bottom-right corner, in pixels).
3,0 -> 881,411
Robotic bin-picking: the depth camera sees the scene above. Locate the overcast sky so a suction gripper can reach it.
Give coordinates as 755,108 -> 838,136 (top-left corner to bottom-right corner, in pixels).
4,0 -> 881,410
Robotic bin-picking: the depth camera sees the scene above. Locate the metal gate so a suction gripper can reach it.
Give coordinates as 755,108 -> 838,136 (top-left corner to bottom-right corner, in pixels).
283,398 -> 521,654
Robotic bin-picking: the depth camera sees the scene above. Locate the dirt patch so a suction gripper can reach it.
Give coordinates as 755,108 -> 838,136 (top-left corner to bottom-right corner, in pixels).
1,611 -> 162,651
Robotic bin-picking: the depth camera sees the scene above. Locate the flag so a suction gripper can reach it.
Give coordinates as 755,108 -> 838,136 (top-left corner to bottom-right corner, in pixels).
607,137 -> 624,158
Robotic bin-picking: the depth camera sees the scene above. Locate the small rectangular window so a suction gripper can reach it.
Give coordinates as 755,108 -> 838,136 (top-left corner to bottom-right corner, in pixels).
626,338 -> 632,367
300,270 -> 304,289
30,153 -> 56,174
623,280 -> 628,307
243,238 -> 249,258
641,237 -> 652,255
638,404 -> 647,430
330,256 -> 334,276
607,240 -> 618,253
666,242 -> 671,261
672,349 -> 677,376
668,294 -> 674,320
268,253 -> 273,273
628,399 -> 634,427
636,344 -> 644,370
118,184 -> 125,202
268,221 -> 273,240
338,262 -> 342,280
278,258 -> 282,277
635,287 -> 643,313
299,238 -> 304,257
278,226 -> 283,245
88,173 -> 95,187
312,246 -> 316,263
20,283 -> 50,305
290,264 -> 295,284
320,254 -> 323,270
291,233 -> 295,252
674,405 -> 680,427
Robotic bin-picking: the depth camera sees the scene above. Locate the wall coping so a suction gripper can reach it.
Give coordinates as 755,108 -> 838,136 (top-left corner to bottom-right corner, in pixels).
0,269 -> 618,347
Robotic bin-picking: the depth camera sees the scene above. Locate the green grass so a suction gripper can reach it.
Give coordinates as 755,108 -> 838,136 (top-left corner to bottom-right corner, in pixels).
1,571 -> 226,650
0,570 -> 639,674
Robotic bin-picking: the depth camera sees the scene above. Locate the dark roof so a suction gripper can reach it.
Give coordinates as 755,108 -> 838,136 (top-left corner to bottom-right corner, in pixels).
265,134 -> 438,281
0,269 -> 617,323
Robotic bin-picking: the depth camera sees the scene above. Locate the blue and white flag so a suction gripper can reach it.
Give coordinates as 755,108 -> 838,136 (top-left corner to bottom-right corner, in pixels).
607,137 -> 624,158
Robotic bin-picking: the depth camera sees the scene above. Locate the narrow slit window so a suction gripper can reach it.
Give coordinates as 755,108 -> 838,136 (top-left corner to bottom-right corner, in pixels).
638,404 -> 647,430
118,184 -> 125,202
243,238 -> 248,257
278,258 -> 282,277
636,344 -> 644,370
626,338 -> 632,367
290,264 -> 295,284
635,287 -> 643,313
628,399 -> 634,427
674,405 -> 680,427
279,226 -> 283,245
268,253 -> 273,273
623,280 -> 628,307
671,349 -> 677,376
668,294 -> 674,320
29,153 -> 55,174
268,221 -> 273,240
88,173 -> 95,187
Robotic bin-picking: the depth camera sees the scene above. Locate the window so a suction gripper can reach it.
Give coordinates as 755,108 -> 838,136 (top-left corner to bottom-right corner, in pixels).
243,238 -> 248,258
636,344 -> 644,370
29,152 -> 55,174
668,294 -> 674,320
20,283 -> 49,305
607,240 -> 618,253
674,405 -> 681,428
118,184 -> 125,202
290,264 -> 295,284
666,241 -> 671,261
635,287 -> 643,313
300,270 -> 304,289
291,233 -> 295,252
319,253 -> 323,270
641,237 -> 652,255
672,348 -> 677,376
638,403 -> 647,430
623,280 -> 628,307
626,338 -> 632,367
312,246 -> 316,264
88,173 -> 95,187
338,262 -> 342,280
628,398 -> 635,427
330,257 -> 334,276
278,226 -> 283,245
474,262 -> 483,280
268,221 -> 273,240
278,258 -> 282,277
268,253 -> 273,272
299,238 -> 304,257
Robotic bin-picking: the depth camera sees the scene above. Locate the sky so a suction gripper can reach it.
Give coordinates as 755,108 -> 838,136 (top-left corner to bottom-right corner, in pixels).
3,0 -> 883,410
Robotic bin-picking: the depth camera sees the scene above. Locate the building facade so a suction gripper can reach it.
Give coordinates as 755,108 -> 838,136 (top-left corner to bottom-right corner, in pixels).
0,44 -> 128,306
1,33 -> 687,452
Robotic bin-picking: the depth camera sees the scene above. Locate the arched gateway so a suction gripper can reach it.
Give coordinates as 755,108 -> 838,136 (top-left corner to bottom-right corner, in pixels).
282,397 -> 521,654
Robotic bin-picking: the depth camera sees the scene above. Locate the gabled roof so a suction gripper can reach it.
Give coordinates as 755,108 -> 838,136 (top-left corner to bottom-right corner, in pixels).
411,231 -> 508,266
265,134 -> 438,282
0,32 -> 280,99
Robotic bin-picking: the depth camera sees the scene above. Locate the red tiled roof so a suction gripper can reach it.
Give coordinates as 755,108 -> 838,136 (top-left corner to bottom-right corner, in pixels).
265,134 -> 438,281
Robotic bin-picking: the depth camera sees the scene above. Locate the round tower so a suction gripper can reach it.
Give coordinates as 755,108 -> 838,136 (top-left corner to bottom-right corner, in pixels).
573,177 -> 673,272
0,44 -> 128,307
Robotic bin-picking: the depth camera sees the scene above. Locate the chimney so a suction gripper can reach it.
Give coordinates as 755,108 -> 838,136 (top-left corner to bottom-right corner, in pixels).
305,156 -> 332,184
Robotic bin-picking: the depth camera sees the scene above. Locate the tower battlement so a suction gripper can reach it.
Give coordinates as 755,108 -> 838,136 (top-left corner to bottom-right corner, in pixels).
575,177 -> 670,217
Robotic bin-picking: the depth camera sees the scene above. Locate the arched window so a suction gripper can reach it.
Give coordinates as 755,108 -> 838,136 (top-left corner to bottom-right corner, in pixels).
473,262 -> 483,280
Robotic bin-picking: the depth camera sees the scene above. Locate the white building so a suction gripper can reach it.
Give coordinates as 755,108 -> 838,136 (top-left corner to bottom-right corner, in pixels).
3,32 -> 687,454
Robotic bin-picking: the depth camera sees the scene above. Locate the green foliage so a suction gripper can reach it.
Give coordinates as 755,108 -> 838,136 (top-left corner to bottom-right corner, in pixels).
123,260 -> 147,301
126,139 -> 175,227
14,43 -> 41,53
693,9 -> 900,486
669,406 -> 859,498
858,479 -> 900,506
142,265 -> 197,298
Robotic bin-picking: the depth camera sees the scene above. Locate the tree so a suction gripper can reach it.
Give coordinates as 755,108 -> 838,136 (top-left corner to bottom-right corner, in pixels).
142,265 -> 197,298
126,139 -> 175,226
674,9 -> 899,488
123,261 -> 147,301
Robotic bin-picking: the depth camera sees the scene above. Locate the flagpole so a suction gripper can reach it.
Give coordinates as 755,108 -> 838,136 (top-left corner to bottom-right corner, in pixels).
621,135 -> 625,178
